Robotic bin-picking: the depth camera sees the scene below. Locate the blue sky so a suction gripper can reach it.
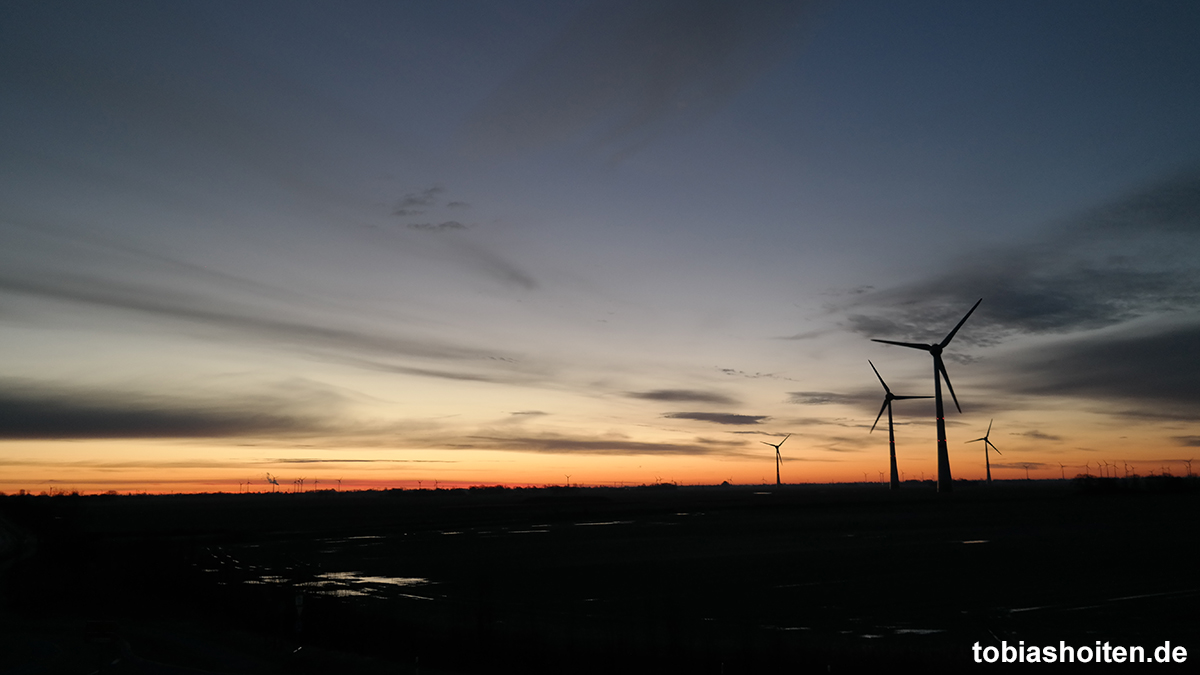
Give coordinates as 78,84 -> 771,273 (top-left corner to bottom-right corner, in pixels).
2,0 -> 1199,491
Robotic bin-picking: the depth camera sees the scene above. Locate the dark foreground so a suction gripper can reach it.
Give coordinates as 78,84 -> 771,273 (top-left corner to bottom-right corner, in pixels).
2,478 -> 1197,674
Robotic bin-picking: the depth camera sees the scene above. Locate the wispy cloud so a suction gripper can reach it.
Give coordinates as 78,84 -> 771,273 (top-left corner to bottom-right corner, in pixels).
995,322 -> 1200,418
841,171 -> 1200,346
408,221 -> 469,232
461,0 -> 815,160
462,432 -> 750,456
394,187 -> 445,212
626,389 -> 738,405
787,391 -> 867,406
1013,430 -> 1062,441
715,367 -> 794,381
0,378 -> 342,440
0,266 -> 513,367
662,412 -> 767,426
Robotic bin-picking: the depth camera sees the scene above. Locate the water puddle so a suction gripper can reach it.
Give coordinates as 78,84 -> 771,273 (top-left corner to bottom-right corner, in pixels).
245,571 -> 434,599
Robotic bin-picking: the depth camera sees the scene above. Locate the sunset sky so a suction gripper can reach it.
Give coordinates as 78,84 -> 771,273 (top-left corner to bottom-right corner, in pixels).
3,0 -> 1199,493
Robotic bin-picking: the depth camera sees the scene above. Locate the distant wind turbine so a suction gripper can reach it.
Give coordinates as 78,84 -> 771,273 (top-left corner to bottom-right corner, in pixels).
869,360 -> 932,490
966,420 -> 1001,484
872,299 -> 981,493
760,434 -> 790,486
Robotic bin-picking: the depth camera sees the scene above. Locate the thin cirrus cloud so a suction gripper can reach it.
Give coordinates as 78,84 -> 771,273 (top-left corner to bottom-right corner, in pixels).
462,432 -> 750,457
626,389 -> 738,405
786,391 -> 869,406
461,0 -> 815,160
992,322 -> 1200,419
0,378 -> 340,440
840,170 -> 1200,347
1013,430 -> 1063,442
0,270 -> 504,362
833,170 -> 1200,418
662,412 -> 767,426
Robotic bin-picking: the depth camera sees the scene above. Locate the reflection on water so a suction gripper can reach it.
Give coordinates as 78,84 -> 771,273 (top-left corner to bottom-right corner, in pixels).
574,520 -> 633,527
247,570 -> 434,599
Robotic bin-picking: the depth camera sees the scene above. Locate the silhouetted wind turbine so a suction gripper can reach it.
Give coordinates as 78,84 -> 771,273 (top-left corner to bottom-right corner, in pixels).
760,434 -> 790,486
966,420 -> 1001,484
869,360 -> 932,490
872,298 -> 981,493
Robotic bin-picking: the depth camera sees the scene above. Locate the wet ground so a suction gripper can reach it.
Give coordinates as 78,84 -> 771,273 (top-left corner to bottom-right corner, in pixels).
2,478 -> 1197,673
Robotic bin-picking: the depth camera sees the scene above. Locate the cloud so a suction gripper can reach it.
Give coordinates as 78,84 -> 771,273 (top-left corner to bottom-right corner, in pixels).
462,432 -> 749,456
510,410 -> 549,416
840,170 -> 1200,346
395,187 -> 445,211
272,458 -> 455,464
1013,430 -> 1062,441
0,378 -> 339,440
0,268 -> 513,366
990,462 -> 1055,470
662,412 -> 767,425
626,389 -> 738,405
1173,436 -> 1200,447
787,391 -> 866,406
461,0 -> 815,160
446,201 -> 470,208
408,221 -> 469,231
996,322 -> 1200,417
715,367 -> 794,380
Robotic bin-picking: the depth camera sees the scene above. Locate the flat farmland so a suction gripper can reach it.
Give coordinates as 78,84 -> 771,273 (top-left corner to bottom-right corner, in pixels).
2,479 -> 1196,673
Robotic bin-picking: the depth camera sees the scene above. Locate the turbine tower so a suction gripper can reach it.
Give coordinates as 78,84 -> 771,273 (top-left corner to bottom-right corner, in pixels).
869,360 -> 932,490
872,298 -> 982,493
761,434 -> 790,486
966,419 -> 1001,484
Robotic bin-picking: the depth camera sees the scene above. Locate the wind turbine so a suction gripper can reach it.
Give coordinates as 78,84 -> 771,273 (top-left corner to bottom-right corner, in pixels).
872,298 -> 981,493
869,360 -> 932,490
966,420 -> 1001,484
760,434 -> 790,486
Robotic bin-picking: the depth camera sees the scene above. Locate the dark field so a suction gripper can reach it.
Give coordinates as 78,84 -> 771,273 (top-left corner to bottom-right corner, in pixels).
2,478 -> 1197,674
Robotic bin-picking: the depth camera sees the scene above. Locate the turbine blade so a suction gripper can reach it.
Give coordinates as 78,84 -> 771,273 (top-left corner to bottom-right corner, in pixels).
872,339 -> 932,351
760,441 -> 772,447
868,360 -> 891,394
986,418 -> 993,436
892,395 -> 934,400
966,437 -> 985,443
936,355 -> 961,413
939,298 -> 982,348
871,399 -> 888,433
990,441 -> 1001,456
780,434 -> 791,446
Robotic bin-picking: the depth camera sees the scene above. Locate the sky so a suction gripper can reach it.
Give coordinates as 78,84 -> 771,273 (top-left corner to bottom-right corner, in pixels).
2,0 -> 1199,493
